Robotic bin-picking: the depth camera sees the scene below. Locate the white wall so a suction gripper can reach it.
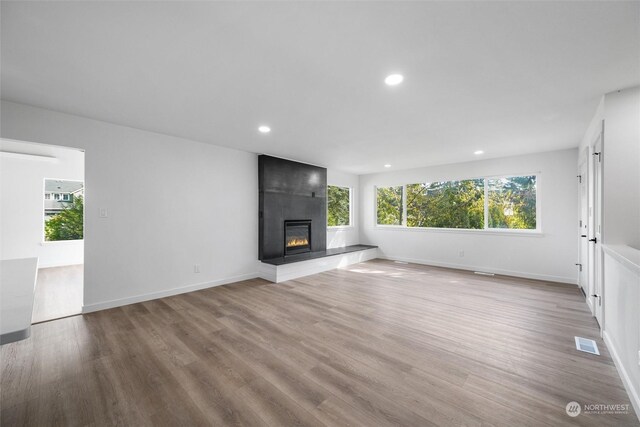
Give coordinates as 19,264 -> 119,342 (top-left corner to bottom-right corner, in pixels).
602,247 -> 640,419
327,169 -> 360,248
1,101 -> 259,312
359,149 -> 579,283
600,86 -> 640,420
0,140 -> 84,268
602,87 -> 640,249
577,86 -> 640,420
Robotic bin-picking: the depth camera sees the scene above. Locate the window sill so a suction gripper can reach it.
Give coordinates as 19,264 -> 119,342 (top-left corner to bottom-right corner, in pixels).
372,226 -> 543,237
41,239 -> 84,246
328,226 -> 355,231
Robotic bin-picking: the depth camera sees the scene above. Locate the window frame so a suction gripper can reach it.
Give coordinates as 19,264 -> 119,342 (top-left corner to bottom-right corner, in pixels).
374,185 -> 405,227
327,185 -> 354,229
374,172 -> 542,235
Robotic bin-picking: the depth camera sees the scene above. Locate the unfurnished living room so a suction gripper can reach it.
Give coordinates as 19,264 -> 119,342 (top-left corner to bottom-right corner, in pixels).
0,1 -> 639,426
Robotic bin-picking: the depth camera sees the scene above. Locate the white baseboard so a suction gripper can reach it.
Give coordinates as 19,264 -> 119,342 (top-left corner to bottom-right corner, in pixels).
378,255 -> 577,284
82,272 -> 258,313
603,331 -> 640,422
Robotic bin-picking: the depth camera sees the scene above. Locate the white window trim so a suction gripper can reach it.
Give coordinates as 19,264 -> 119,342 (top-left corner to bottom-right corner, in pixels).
327,185 -> 354,229
374,172 -> 542,234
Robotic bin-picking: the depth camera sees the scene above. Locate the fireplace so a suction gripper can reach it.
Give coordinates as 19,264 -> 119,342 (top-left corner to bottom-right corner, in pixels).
284,220 -> 311,256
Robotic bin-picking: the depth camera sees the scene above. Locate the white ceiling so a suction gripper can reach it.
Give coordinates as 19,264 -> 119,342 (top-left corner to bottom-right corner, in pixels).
1,1 -> 638,174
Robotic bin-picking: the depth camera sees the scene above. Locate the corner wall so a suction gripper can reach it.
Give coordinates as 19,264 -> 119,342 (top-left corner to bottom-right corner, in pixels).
600,86 -> 640,420
1,100 -> 259,311
359,149 -> 579,283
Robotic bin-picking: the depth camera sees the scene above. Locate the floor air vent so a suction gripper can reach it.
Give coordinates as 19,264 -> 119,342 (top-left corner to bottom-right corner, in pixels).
474,271 -> 495,276
575,337 -> 600,355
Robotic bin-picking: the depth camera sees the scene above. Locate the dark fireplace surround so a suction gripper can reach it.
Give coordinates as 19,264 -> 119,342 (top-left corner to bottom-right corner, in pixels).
259,155 -> 327,260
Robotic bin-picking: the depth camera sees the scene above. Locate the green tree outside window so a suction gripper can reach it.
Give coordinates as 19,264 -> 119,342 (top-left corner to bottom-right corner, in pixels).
376,186 -> 403,225
45,196 -> 84,241
488,176 -> 536,229
328,186 -> 351,226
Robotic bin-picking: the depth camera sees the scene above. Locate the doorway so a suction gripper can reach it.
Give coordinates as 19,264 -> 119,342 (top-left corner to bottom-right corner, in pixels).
0,139 -> 85,323
578,149 -> 590,308
591,129 -> 604,327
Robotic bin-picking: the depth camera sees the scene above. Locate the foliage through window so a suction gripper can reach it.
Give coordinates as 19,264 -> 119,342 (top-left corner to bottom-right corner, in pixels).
377,175 -> 537,231
407,180 -> 484,229
44,179 -> 84,241
328,185 -> 351,227
488,176 -> 536,229
376,186 -> 403,225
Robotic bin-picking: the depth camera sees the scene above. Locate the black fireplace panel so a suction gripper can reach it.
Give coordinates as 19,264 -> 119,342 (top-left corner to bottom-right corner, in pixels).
259,155 -> 327,260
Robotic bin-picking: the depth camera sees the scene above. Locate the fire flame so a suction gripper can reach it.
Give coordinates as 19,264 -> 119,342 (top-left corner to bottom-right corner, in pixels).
287,238 -> 309,247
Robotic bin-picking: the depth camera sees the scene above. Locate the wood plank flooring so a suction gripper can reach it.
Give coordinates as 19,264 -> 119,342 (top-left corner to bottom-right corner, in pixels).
1,259 -> 637,426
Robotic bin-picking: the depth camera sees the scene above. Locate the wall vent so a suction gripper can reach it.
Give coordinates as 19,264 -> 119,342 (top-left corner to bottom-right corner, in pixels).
575,337 -> 600,355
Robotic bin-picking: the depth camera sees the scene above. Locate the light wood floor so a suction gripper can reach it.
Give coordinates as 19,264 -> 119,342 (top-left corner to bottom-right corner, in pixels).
32,265 -> 83,323
1,260 -> 637,426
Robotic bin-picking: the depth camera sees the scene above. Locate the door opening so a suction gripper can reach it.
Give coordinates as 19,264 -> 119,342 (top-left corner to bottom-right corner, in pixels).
0,139 -> 85,324
590,126 -> 604,329
578,149 -> 590,310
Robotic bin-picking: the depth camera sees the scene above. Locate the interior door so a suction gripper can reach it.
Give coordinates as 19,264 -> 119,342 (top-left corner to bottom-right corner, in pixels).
591,130 -> 604,327
578,154 -> 590,309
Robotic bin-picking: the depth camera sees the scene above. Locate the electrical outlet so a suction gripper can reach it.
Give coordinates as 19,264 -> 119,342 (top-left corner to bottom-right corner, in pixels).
459,250 -> 464,258
99,208 -> 108,218
194,264 -> 200,273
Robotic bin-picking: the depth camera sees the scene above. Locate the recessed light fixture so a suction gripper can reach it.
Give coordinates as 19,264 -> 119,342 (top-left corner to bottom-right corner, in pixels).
384,164 -> 392,168
258,126 -> 271,133
474,150 -> 484,155
384,74 -> 404,86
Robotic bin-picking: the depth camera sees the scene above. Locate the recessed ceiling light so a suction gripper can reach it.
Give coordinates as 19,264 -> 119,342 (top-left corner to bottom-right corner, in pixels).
384,164 -> 392,168
384,74 -> 403,86
474,150 -> 484,155
258,126 -> 271,133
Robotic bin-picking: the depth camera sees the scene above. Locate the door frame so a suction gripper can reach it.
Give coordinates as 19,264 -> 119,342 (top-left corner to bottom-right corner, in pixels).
590,122 -> 604,330
578,148 -> 591,311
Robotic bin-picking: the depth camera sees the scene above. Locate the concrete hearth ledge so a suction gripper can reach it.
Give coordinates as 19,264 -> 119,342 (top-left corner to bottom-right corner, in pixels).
258,245 -> 378,283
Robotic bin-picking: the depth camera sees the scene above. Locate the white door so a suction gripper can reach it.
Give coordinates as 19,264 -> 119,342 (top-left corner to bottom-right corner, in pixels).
591,130 -> 604,327
578,154 -> 590,308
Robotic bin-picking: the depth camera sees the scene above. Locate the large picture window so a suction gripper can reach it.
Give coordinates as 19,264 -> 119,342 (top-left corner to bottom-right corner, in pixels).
488,175 -> 536,229
327,185 -> 351,227
376,186 -> 403,225
407,180 -> 484,229
377,175 -> 538,232
44,179 -> 84,241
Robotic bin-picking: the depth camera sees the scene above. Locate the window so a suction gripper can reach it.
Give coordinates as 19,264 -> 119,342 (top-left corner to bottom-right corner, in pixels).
376,175 -> 538,232
407,179 -> 484,229
488,175 -> 536,229
376,186 -> 403,225
44,179 -> 84,241
327,185 -> 351,227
